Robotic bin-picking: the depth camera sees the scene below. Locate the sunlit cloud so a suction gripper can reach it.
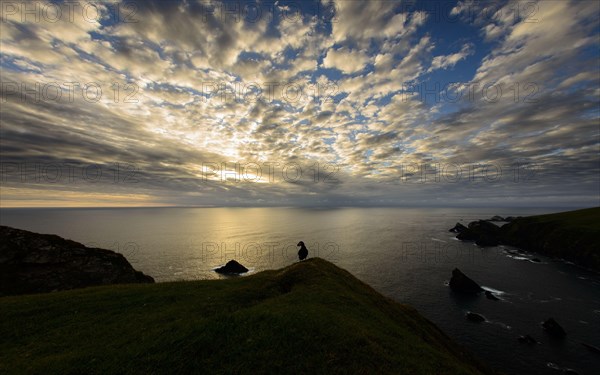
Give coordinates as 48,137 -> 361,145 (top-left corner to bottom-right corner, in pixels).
0,0 -> 598,207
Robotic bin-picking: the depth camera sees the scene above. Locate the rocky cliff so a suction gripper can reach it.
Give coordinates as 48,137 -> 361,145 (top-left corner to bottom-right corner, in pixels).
450,207 -> 600,271
0,226 -> 154,296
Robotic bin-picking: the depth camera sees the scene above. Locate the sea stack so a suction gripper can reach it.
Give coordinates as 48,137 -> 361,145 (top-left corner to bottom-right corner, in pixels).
449,268 -> 484,294
542,318 -> 566,338
215,260 -> 249,274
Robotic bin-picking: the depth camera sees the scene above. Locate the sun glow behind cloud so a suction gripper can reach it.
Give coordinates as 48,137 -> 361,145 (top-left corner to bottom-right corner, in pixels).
0,0 -> 598,207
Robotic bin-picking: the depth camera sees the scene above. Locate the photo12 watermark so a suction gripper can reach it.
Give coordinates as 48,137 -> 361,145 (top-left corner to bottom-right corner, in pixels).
201,161 -> 340,184
192,240 -> 341,265
401,81 -> 540,105
1,81 -> 140,104
195,0 -> 338,24
396,161 -> 540,184
400,240 -> 504,265
84,240 -> 141,262
199,81 -> 340,105
1,1 -> 139,24
0,162 -> 140,184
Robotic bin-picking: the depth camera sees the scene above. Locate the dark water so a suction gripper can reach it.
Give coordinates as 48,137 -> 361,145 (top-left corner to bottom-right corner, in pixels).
2,207 -> 599,375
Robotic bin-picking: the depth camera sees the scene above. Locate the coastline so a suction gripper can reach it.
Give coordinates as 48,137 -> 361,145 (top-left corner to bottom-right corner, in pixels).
500,207 -> 600,271
452,207 -> 600,272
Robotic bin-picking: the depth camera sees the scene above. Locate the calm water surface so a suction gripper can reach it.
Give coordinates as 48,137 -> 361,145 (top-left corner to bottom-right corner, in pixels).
2,207 -> 599,375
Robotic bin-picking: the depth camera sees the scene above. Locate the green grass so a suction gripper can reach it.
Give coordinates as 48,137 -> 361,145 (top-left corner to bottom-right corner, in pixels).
500,207 -> 600,270
0,258 -> 492,374
513,207 -> 600,231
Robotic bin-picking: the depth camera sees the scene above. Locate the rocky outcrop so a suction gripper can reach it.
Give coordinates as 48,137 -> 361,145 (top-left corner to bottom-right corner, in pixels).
542,318 -> 566,339
456,220 -> 501,247
499,208 -> 600,271
450,208 -> 600,271
449,222 -> 468,233
449,268 -> 483,294
485,291 -> 500,301
466,312 -> 485,322
0,226 -> 154,296
215,260 -> 249,274
581,343 -> 600,355
518,335 -> 538,345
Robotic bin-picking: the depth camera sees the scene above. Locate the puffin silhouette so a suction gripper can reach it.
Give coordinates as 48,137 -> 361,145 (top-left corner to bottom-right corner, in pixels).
297,241 -> 308,261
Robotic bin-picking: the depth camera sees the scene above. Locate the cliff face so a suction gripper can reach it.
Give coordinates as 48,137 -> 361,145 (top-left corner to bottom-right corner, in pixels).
0,226 -> 154,296
452,207 -> 600,271
499,207 -> 600,270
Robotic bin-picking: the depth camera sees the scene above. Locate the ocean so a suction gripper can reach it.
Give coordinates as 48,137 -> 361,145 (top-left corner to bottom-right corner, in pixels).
2,206 -> 599,374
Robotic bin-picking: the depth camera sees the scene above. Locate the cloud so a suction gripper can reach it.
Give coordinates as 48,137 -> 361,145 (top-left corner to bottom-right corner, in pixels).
322,47 -> 369,74
429,43 -> 474,72
0,0 -> 597,207
329,1 -> 427,45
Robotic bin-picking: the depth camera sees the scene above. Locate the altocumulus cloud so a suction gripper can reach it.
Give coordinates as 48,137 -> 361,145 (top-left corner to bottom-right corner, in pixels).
0,0 -> 598,207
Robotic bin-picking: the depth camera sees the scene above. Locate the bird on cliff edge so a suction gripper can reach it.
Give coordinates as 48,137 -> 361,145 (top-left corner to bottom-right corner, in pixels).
297,241 -> 308,261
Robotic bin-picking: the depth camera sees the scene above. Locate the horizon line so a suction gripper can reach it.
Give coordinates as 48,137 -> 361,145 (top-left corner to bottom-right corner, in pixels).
1,204 -> 596,210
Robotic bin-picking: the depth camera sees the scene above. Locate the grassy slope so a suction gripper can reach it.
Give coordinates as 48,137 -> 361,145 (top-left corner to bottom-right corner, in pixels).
0,258 -> 493,375
500,207 -> 600,270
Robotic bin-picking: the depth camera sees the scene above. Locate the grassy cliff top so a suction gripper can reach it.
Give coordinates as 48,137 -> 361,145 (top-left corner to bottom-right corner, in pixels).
511,207 -> 600,231
0,258 -> 493,375
500,207 -> 600,270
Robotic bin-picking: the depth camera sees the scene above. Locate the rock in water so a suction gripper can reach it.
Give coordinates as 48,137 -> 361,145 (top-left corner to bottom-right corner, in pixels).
449,222 -> 468,233
456,220 -> 501,247
542,318 -> 566,338
449,268 -> 484,294
0,226 -> 154,296
466,312 -> 485,322
474,236 -> 500,247
518,335 -> 538,345
215,260 -> 248,274
547,363 -> 578,374
581,343 -> 600,355
485,291 -> 500,301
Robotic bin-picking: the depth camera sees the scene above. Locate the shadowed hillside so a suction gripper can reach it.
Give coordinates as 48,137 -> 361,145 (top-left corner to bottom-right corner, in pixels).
500,207 -> 600,270
0,258 -> 494,374
0,226 -> 154,296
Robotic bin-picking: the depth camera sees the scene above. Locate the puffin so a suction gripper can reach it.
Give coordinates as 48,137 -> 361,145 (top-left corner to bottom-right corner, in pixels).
297,241 -> 308,261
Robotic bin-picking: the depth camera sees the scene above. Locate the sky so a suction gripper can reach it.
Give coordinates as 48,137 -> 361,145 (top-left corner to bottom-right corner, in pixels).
0,0 -> 599,208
